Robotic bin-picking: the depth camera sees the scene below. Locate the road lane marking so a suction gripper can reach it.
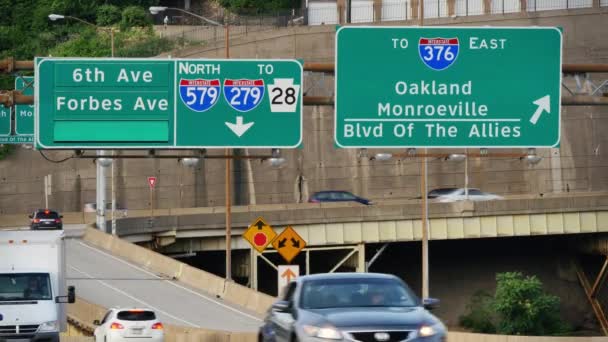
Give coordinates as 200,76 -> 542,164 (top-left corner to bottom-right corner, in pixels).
69,265 -> 200,328
73,239 -> 263,322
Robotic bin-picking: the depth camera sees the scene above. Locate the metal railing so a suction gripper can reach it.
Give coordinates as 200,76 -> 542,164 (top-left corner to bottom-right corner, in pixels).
304,0 -> 602,26
156,0 -> 605,46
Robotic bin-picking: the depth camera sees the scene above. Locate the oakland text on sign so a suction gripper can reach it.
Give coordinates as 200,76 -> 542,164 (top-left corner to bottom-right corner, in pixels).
335,27 -> 562,148
35,58 -> 303,149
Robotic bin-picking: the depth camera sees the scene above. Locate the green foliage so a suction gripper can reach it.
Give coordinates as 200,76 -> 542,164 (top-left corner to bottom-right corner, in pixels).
120,6 -> 151,31
50,27 -> 173,58
217,0 -> 299,13
459,290 -> 496,334
0,145 -> 14,161
493,272 -> 569,335
115,28 -> 173,57
103,0 -> 158,7
459,272 -> 571,336
97,5 -> 122,26
49,28 -> 112,57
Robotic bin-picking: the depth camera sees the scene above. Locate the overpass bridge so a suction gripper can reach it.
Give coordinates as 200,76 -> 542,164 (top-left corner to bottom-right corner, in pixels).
101,192 -> 608,329
110,192 -> 608,253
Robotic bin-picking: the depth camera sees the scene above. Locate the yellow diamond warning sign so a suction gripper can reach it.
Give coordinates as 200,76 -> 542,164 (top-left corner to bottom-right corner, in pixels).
272,226 -> 307,263
243,217 -> 277,253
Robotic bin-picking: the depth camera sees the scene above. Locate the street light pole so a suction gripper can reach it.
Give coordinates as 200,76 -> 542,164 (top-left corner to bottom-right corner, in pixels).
49,14 -> 116,231
225,24 -> 232,282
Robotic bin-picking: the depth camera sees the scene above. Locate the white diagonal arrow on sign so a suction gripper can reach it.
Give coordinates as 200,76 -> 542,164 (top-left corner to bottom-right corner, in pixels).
225,116 -> 254,137
529,95 -> 551,125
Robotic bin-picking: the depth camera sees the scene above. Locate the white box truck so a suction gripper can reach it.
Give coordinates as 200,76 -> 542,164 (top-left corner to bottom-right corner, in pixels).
0,230 -> 75,342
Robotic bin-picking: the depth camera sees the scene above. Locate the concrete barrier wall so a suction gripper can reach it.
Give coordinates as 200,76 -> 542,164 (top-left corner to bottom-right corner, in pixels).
60,336 -> 93,342
67,295 -> 608,342
447,332 -> 608,342
81,227 -> 275,315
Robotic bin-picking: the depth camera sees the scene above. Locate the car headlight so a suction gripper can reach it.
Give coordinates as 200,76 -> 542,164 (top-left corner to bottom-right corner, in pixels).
38,321 -> 59,332
418,322 -> 443,338
303,325 -> 342,340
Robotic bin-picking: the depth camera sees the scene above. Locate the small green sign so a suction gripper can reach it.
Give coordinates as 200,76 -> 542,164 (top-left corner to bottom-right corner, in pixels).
36,58 -> 302,149
15,76 -> 34,136
335,27 -> 562,148
0,107 -> 10,138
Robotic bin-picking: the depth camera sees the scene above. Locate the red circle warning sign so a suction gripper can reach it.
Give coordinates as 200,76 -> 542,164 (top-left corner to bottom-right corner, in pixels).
253,232 -> 267,246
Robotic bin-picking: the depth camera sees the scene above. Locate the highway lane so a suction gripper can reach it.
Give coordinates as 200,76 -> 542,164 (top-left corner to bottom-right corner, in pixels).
65,237 -> 263,332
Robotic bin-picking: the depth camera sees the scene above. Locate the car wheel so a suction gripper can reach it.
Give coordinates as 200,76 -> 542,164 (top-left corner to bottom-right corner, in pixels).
291,333 -> 298,342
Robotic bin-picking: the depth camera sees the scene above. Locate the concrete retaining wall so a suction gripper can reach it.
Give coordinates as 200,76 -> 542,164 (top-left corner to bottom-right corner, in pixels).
81,227 -> 275,315
67,295 -> 608,342
0,9 -> 607,216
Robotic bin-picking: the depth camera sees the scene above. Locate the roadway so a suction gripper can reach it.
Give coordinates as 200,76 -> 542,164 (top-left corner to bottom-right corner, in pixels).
64,229 -> 262,332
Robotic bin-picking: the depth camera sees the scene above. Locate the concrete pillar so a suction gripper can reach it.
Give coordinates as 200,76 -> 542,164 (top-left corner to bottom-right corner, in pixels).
374,0 -> 382,22
411,0 -> 419,19
337,0 -> 346,24
483,0 -> 492,13
357,244 -> 366,272
447,0 -> 455,15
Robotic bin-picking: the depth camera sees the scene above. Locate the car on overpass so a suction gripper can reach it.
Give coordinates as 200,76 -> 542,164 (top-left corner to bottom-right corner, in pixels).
308,191 -> 373,205
93,308 -> 164,342
428,188 -> 503,203
29,209 -> 63,230
259,273 -> 446,342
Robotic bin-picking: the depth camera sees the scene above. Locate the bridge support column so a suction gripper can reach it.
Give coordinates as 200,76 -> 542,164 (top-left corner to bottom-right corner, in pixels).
357,244 -> 365,272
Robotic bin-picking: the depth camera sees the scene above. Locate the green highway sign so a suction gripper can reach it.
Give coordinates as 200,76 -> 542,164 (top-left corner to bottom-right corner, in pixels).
15,76 -> 34,136
36,58 -> 302,149
0,107 -> 10,140
335,27 -> 562,148
0,76 -> 35,144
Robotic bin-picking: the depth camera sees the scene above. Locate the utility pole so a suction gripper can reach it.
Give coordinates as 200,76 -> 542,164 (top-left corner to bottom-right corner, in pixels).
420,2 -> 427,300
96,150 -> 107,232
225,24 -> 232,282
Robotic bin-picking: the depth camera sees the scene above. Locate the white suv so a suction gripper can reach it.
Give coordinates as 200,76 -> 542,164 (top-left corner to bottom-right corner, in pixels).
93,308 -> 164,342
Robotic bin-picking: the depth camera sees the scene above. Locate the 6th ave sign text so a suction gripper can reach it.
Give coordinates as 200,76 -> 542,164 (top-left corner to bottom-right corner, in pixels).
36,58 -> 302,149
335,27 -> 562,148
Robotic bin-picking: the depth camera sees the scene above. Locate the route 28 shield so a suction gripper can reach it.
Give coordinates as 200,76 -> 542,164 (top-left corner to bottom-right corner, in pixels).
224,79 -> 265,112
179,79 -> 220,112
418,38 -> 459,71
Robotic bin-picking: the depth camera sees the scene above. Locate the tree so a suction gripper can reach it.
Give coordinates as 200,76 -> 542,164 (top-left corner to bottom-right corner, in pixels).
218,0 -> 299,13
459,272 -> 570,336
120,6 -> 151,31
97,5 -> 122,26
493,272 -> 568,335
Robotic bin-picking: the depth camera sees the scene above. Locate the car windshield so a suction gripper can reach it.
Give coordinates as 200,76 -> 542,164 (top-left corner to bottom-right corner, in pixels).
300,278 -> 419,309
428,188 -> 458,197
36,211 -> 59,219
0,273 -> 52,301
335,192 -> 356,200
117,310 -> 156,321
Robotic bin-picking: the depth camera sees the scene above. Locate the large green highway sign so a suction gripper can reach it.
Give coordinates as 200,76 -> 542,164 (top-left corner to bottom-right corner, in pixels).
36,58 -> 302,149
335,27 -> 562,148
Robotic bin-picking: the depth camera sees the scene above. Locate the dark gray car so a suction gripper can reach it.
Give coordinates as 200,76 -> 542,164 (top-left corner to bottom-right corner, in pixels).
259,273 -> 446,342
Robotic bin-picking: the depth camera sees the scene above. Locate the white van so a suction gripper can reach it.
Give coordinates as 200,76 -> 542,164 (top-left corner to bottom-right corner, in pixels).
0,230 -> 75,342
